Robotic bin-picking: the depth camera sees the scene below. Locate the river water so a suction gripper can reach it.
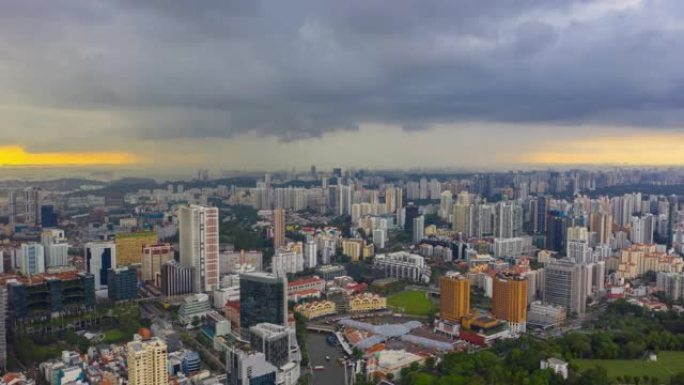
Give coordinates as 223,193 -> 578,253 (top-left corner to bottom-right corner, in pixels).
307,331 -> 347,385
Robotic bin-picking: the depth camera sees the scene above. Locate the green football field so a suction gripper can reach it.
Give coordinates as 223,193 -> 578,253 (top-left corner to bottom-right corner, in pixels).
387,290 -> 436,316
574,351 -> 684,383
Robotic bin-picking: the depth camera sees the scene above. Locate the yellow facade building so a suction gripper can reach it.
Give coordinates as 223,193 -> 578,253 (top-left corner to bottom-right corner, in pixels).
115,231 -> 158,267
348,293 -> 387,313
492,273 -> 528,332
440,273 -> 470,323
127,336 -> 167,385
294,300 -> 337,319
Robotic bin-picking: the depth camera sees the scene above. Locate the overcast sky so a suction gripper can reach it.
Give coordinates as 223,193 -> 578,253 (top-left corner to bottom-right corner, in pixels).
2,0 -> 684,172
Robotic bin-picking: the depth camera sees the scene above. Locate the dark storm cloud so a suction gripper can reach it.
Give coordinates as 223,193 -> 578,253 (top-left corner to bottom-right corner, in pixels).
1,0 -> 683,144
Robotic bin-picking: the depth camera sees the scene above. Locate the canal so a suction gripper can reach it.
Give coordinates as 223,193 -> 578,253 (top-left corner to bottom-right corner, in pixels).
307,331 -> 347,385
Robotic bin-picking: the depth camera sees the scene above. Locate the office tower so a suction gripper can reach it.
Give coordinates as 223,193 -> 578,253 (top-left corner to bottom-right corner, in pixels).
85,242 -> 116,290
41,229 -> 69,267
115,231 -> 158,267
142,244 -> 174,285
545,210 -> 567,253
107,267 -> 138,301
395,187 -> 403,210
240,272 -> 287,335
160,260 -> 194,296
492,274 -> 528,333
0,287 -> 6,370
439,272 -> 470,322
17,243 -> 45,275
127,336 -> 168,385
304,237 -> 317,269
249,323 -> 292,368
179,205 -> 219,293
40,205 -> 58,227
412,215 -> 425,244
23,187 -> 40,226
543,259 -> 587,316
273,209 -> 285,249
405,203 -> 419,233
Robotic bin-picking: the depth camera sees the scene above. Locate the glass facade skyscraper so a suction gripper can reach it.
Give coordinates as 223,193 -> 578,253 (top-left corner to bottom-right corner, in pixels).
239,273 -> 287,335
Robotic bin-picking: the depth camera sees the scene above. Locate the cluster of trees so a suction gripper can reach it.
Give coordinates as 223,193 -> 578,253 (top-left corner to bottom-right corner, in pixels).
560,300 -> 684,360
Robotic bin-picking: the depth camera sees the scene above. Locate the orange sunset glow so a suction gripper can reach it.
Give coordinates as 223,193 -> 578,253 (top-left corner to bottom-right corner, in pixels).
522,134 -> 684,166
0,145 -> 138,166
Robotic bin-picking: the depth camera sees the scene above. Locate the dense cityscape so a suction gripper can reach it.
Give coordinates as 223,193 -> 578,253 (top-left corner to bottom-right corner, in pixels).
4,0 -> 684,384
0,168 -> 682,385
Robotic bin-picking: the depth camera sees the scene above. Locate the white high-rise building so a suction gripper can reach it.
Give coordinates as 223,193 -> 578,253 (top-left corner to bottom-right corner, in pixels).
179,205 -> 219,293
17,243 -> 45,275
373,229 -> 386,249
413,215 -> 425,244
272,246 -> 304,276
41,229 -> 69,268
85,242 -> 116,290
567,240 -> 592,264
304,238 -> 317,269
630,215 -> 654,244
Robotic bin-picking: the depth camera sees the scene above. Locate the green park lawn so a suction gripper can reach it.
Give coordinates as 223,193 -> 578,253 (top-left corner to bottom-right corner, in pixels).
387,290 -> 436,316
574,351 -> 684,383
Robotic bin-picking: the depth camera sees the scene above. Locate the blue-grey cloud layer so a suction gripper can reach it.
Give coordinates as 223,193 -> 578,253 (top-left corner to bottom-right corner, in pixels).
1,0 -> 683,146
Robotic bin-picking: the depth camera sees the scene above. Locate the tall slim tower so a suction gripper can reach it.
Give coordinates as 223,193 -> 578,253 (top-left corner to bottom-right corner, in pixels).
439,272 -> 470,322
127,336 -> 168,385
179,205 -> 219,293
273,209 -> 285,249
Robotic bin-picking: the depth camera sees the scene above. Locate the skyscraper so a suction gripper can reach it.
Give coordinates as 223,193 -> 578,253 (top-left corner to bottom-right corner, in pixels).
40,205 -> 57,227
127,336 -> 168,385
492,274 -> 528,333
85,242 -> 116,290
543,259 -> 588,316
546,210 -> 567,253
412,215 -> 425,244
141,244 -> 174,284
273,208 -> 285,249
239,272 -> 287,336
405,203 -> 419,233
179,205 -> 219,293
23,187 -> 40,226
439,272 -> 470,323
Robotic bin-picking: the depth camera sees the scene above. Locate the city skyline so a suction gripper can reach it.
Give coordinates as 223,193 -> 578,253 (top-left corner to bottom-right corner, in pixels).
2,1 -> 684,170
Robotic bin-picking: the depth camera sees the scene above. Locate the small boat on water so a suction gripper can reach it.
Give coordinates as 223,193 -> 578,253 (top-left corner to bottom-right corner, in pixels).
314,366 -> 326,371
